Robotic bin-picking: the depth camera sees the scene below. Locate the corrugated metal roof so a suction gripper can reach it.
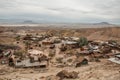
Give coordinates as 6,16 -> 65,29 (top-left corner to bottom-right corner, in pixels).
108,58 -> 120,64
115,55 -> 120,58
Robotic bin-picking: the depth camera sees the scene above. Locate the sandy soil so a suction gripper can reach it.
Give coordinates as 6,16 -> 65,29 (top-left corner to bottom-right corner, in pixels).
0,59 -> 120,80
0,26 -> 120,80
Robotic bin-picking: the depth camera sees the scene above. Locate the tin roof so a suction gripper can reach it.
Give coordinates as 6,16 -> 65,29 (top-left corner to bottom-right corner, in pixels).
62,40 -> 77,44
115,55 -> 120,58
28,50 -> 43,55
108,58 -> 120,64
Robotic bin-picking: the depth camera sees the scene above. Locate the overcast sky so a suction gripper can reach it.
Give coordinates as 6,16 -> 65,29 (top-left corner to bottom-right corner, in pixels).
0,0 -> 120,24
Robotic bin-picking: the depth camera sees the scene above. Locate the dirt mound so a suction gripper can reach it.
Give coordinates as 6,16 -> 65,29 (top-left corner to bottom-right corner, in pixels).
56,70 -> 79,80
45,75 -> 60,80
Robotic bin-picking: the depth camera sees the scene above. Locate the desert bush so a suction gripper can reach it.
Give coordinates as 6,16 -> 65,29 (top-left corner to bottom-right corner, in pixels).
78,37 -> 88,47
48,49 -> 56,58
56,57 -> 63,63
67,59 -> 73,63
15,35 -> 21,41
23,40 -> 31,51
14,50 -> 25,58
48,52 -> 55,58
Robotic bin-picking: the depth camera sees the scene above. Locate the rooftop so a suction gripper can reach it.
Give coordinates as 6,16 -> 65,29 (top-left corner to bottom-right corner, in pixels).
62,40 -> 77,44
115,54 -> 120,58
28,50 -> 43,55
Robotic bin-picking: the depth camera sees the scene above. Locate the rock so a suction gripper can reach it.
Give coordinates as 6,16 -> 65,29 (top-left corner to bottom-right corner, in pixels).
46,75 -> 60,80
75,57 -> 88,67
56,70 -> 79,80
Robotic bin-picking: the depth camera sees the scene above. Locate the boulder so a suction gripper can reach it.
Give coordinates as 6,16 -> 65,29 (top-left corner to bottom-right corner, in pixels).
56,70 -> 79,80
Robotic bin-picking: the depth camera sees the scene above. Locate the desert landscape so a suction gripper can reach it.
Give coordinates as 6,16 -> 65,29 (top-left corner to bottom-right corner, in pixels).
0,0 -> 120,80
0,25 -> 120,80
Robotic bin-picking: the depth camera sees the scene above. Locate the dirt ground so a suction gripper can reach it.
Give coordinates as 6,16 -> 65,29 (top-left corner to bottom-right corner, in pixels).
0,27 -> 120,80
0,59 -> 120,80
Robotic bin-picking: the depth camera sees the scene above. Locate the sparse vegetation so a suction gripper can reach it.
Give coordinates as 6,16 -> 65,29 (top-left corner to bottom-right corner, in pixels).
15,35 -> 21,41
48,52 -> 55,58
78,37 -> 88,47
14,50 -> 25,58
23,40 -> 31,51
0,26 -> 120,80
56,57 -> 63,63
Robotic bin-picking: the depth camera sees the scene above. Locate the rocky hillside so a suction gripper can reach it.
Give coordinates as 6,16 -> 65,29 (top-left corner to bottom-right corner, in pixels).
47,27 -> 120,41
0,26 -> 120,43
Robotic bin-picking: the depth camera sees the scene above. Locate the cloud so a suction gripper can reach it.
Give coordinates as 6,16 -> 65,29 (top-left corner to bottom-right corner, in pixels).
0,0 -> 120,24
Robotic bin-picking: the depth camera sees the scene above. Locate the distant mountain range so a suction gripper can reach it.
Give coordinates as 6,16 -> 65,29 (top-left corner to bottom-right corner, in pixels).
0,19 -> 111,25
93,22 -> 110,25
0,19 -> 118,28
21,20 -> 38,24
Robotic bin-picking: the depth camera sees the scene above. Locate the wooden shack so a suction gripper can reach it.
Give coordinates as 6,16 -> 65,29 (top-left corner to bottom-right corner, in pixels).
14,58 -> 48,68
10,50 -> 49,68
62,41 -> 79,49
42,40 -> 53,45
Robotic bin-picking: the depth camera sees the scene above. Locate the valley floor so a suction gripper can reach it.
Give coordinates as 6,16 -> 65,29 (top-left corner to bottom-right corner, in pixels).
0,59 -> 120,80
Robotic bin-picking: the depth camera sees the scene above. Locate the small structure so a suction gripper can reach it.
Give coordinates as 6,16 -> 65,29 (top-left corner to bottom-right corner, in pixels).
71,37 -> 79,41
14,58 -> 48,68
28,49 -> 44,56
0,50 -> 12,64
23,34 -> 44,41
10,50 -> 49,68
62,40 -> 78,49
108,54 -> 120,64
53,38 -> 61,44
115,54 -> 120,60
42,39 -> 53,45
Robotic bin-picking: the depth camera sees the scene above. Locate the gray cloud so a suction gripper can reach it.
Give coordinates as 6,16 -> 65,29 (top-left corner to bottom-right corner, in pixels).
0,0 -> 120,24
